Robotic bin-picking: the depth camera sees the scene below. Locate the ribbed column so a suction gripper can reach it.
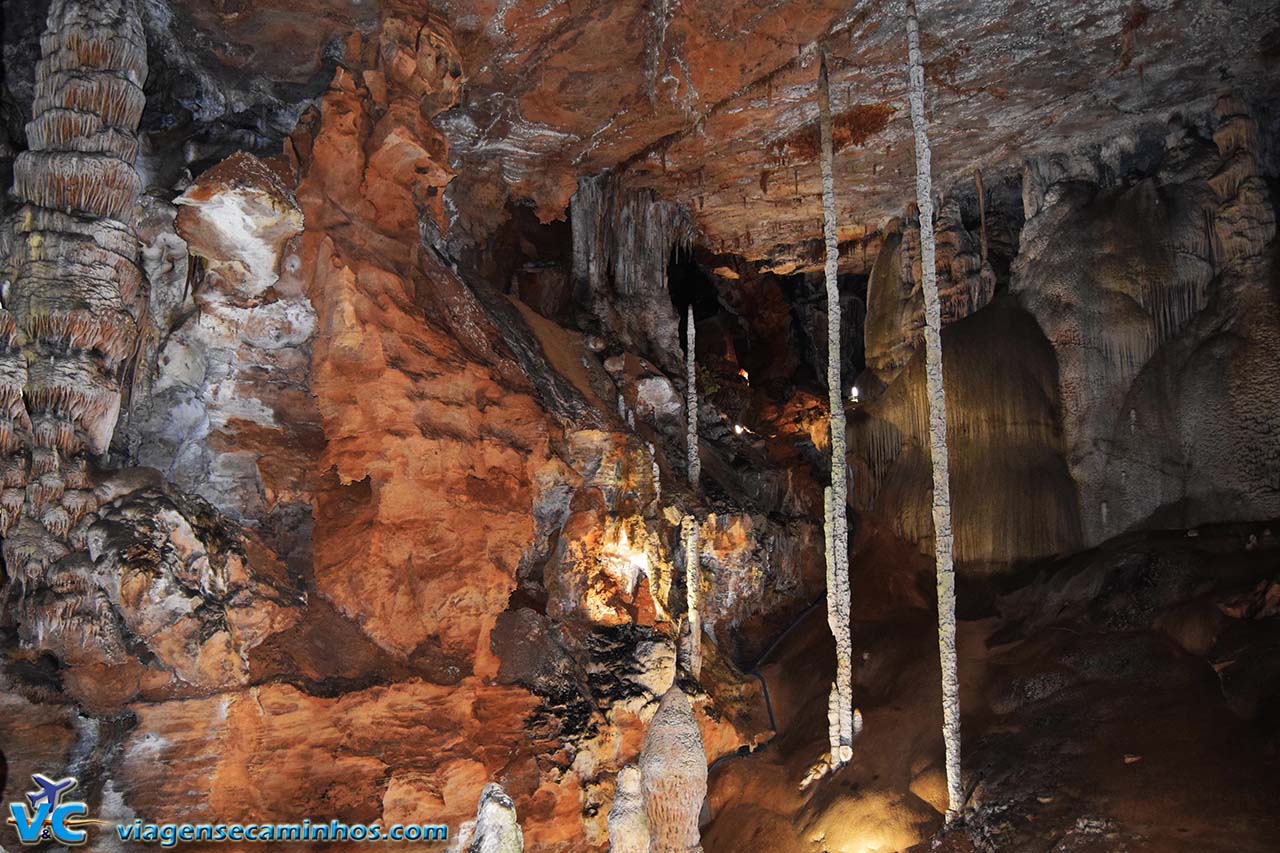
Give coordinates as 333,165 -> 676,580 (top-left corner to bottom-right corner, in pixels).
7,0 -> 146,540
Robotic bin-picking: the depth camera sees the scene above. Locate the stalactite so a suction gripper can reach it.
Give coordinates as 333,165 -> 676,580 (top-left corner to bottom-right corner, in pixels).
571,175 -> 694,370
905,0 -> 963,821
647,0 -> 670,107
572,175 -> 694,301
975,169 -> 989,265
0,308 -> 30,534
685,304 -> 700,485
467,783 -> 524,853
681,513 -> 701,679
639,686 -> 707,853
2,0 -> 146,660
818,50 -> 854,770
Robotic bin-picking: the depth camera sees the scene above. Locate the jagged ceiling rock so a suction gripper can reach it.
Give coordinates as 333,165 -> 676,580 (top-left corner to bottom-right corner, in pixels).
18,0 -> 1269,264
436,0 -> 1280,260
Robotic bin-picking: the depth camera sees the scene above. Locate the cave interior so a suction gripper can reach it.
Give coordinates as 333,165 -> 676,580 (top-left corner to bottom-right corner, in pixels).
1,0 -> 1279,850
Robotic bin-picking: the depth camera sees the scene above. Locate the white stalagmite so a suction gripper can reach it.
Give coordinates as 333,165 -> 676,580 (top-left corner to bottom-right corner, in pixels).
905,0 -> 963,821
681,513 -> 701,678
467,783 -> 524,853
685,304 -> 699,485
639,687 -> 707,853
818,51 -> 854,769
608,765 -> 651,853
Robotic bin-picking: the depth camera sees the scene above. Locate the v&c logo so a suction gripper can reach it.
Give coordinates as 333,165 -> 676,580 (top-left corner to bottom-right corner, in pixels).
6,773 -> 102,846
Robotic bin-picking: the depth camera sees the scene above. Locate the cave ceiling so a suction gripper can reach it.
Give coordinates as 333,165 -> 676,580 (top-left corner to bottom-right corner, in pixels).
8,0 -> 1280,264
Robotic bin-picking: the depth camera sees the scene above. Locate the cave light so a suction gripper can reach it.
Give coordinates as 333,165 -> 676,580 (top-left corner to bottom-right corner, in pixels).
608,527 -> 650,596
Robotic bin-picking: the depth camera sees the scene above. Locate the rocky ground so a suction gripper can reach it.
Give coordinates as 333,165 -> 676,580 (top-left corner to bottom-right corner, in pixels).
704,520 -> 1280,852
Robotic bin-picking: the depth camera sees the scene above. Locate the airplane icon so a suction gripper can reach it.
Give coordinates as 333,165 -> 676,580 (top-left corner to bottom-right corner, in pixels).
25,774 -> 77,810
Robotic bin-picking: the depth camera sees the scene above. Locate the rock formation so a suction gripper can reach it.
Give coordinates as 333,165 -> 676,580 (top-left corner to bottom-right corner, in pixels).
1,0 -> 300,699
685,303 -> 700,486
1013,94 -> 1280,546
640,687 -> 708,853
817,51 -> 855,773
904,0 -> 962,819
466,783 -> 525,853
682,512 -> 702,679
607,765 -> 651,853
571,175 -> 695,373
5,0 -> 148,573
0,2 -> 1277,852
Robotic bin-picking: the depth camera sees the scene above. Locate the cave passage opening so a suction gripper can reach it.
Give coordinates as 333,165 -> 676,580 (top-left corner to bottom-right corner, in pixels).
668,247 -> 722,356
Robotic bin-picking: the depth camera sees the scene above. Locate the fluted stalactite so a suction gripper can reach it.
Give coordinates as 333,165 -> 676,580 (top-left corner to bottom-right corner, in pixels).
0,309 -> 30,534
4,0 -> 146,656
905,0 -> 963,820
818,51 -> 854,771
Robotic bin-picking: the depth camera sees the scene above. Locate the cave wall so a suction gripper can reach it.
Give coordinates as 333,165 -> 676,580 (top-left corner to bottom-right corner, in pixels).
1014,95 -> 1280,546
849,94 -> 1280,573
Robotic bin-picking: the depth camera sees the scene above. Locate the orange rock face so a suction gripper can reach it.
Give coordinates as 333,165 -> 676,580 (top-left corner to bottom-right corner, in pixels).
0,8 -> 800,851
293,21 -> 553,669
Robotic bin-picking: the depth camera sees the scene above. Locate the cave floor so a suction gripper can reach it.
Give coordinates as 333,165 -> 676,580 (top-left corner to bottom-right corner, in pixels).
702,522 -> 1280,853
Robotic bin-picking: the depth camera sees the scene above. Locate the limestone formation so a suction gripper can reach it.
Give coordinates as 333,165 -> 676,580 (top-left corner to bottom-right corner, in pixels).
608,765 -> 651,853
905,0 -> 963,819
467,783 -> 524,853
1013,95 -> 1280,547
571,175 -> 695,372
818,51 -> 854,770
685,304 -> 700,485
3,0 -> 148,658
6,0 -> 147,540
3,2 -> 1277,851
640,687 -> 707,853
681,513 -> 701,678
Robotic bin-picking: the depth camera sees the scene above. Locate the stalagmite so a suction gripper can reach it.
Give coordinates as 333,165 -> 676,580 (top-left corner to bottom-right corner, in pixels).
467,783 -> 524,853
681,513 -> 701,678
640,686 -> 707,853
685,304 -> 699,485
608,765 -> 652,853
905,0 -> 963,821
818,50 -> 854,770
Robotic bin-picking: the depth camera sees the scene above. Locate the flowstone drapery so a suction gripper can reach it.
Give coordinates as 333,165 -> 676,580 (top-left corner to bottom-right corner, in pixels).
905,0 -> 964,820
